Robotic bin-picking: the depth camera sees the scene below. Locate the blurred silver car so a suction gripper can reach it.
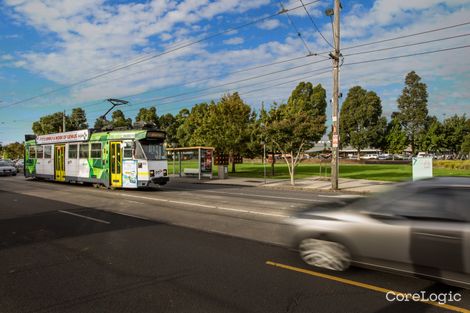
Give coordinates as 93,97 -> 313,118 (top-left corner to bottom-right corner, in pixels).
0,160 -> 17,176
289,177 -> 470,288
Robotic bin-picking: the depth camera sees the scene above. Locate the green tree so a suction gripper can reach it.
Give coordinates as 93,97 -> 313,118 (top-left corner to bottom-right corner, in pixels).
159,112 -> 182,145
339,86 -> 384,159
385,118 -> 408,157
265,82 -> 327,185
460,134 -> 470,158
111,110 -> 132,128
177,103 -> 210,147
416,116 -> 445,153
136,106 -> 159,127
442,114 -> 469,156
397,71 -> 428,154
32,112 -> 67,135
2,142 -> 24,159
94,117 -> 110,130
204,93 -> 254,173
67,108 -> 88,130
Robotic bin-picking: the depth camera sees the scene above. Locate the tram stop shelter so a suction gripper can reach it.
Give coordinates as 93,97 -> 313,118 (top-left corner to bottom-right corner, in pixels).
167,146 -> 215,180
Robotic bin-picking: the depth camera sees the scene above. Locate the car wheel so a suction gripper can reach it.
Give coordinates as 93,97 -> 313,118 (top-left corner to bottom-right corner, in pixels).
299,238 -> 351,271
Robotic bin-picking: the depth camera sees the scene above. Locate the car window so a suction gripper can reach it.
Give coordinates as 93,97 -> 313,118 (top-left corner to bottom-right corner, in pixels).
376,188 -> 467,222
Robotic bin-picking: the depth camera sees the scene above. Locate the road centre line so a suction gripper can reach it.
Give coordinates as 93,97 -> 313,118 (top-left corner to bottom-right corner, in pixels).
119,193 -> 288,218
266,261 -> 469,313
58,210 -> 111,224
165,187 -> 328,203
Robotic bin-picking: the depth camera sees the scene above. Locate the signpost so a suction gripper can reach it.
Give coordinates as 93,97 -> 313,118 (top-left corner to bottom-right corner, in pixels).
412,157 -> 433,181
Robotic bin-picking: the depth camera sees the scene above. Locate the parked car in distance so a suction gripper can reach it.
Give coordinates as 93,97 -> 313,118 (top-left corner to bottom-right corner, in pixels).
0,160 -> 17,176
288,177 -> 470,289
377,154 -> 392,160
361,154 -> 378,160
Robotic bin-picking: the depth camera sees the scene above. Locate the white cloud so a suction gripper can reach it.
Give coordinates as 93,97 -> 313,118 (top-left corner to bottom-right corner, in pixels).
223,36 -> 244,45
257,19 -> 281,30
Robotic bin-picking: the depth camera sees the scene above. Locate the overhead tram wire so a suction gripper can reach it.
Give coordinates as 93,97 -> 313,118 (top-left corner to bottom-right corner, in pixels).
279,1 -> 313,56
120,59 -> 329,107
101,54 -> 316,101
81,58 -> 330,116
60,39 -> 470,118
119,44 -> 470,116
0,0 -> 322,110
343,44 -> 470,67
342,33 -> 470,57
98,34 -> 470,111
299,0 -> 334,49
121,66 -> 332,116
121,68 -> 333,118
317,21 -> 470,55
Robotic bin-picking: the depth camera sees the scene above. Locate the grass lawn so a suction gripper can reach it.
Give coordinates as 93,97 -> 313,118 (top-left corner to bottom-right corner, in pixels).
168,160 -> 470,182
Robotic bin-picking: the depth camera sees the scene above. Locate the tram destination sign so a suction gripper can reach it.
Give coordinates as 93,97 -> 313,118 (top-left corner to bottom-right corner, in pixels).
36,129 -> 90,144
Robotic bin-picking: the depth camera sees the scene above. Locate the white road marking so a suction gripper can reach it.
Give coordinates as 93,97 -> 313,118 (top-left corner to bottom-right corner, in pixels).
166,187 -> 327,203
318,194 -> 364,198
58,210 -> 111,224
119,193 -> 289,218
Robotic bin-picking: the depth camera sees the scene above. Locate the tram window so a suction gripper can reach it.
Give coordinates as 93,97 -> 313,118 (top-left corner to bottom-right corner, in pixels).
29,146 -> 36,159
68,144 -> 78,158
44,146 -> 52,159
79,143 -> 89,159
91,143 -> 102,159
36,146 -> 44,159
138,140 -> 166,160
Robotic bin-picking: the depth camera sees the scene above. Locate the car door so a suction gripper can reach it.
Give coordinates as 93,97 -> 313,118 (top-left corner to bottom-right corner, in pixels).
405,187 -> 469,276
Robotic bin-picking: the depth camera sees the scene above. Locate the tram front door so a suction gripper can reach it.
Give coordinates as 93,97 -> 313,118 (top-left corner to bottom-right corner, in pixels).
110,142 -> 122,187
54,145 -> 65,181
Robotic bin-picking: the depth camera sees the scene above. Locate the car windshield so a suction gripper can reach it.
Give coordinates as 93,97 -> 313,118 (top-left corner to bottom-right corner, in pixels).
0,161 -> 9,166
136,140 -> 166,160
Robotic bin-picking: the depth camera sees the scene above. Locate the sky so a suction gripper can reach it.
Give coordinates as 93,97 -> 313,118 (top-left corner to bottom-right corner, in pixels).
0,0 -> 469,143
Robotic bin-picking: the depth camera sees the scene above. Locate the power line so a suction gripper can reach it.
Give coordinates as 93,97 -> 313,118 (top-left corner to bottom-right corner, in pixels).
344,44 -> 470,67
120,66 -> 332,116
335,21 -> 470,53
126,59 -> 329,107
343,33 -> 470,57
299,0 -> 334,48
0,0 -> 321,110
97,54 -> 316,101
279,1 -> 313,55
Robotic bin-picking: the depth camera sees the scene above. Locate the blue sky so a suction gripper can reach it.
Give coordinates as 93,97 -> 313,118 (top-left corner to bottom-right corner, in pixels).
0,0 -> 469,143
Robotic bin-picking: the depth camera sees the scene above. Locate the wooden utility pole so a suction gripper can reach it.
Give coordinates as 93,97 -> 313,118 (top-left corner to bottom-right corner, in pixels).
63,110 -> 66,132
330,0 -> 341,190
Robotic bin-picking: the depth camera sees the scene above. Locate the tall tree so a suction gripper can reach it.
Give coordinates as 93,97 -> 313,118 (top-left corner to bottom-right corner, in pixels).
135,106 -> 159,127
67,108 -> 88,130
461,134 -> 470,158
416,116 -> 445,153
94,117 -> 110,130
339,86 -> 383,159
397,71 -> 428,154
32,112 -> 67,135
385,117 -> 408,157
177,103 -> 210,147
265,82 -> 327,185
2,142 -> 24,159
111,110 -> 132,128
204,93 -> 254,173
442,114 -> 469,156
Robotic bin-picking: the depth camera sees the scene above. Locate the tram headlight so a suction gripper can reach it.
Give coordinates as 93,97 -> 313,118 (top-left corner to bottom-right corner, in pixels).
150,170 -> 155,177
163,169 -> 167,176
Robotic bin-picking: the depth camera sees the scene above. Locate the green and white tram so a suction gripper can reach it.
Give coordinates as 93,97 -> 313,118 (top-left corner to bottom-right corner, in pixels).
24,128 -> 169,188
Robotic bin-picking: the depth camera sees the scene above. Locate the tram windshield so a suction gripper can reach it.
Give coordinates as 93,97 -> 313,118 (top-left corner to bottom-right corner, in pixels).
136,140 -> 166,160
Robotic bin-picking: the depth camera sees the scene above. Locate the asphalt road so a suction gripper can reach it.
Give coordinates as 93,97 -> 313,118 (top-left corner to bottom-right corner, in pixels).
0,176 -> 469,313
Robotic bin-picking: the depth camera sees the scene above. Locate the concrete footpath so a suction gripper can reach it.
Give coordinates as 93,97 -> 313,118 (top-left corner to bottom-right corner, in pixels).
169,175 -> 397,194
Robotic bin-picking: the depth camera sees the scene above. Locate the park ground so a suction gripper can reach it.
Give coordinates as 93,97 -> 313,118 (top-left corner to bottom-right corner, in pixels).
168,160 -> 470,182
